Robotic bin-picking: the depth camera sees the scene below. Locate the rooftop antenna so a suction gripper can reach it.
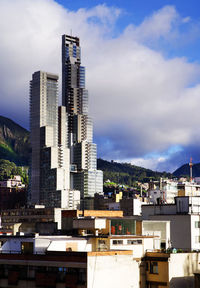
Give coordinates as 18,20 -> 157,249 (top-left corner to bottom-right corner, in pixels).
189,157 -> 193,182
70,29 -> 73,37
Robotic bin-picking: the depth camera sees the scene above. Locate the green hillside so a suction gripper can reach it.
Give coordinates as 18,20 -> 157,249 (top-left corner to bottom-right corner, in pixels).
173,163 -> 200,178
97,158 -> 173,185
0,115 -> 176,185
0,116 -> 30,165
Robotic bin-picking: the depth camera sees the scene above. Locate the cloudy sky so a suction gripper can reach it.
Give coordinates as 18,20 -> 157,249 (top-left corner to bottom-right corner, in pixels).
1,0 -> 200,172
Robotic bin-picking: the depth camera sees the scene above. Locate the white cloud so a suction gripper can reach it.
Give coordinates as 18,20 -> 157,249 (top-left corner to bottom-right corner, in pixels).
0,0 -> 200,171
124,6 -> 178,41
118,156 -> 167,172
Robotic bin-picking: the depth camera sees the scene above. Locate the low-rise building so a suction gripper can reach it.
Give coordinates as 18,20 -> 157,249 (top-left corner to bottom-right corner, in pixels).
0,207 -> 67,233
144,251 -> 200,288
0,235 -> 140,288
148,179 -> 178,204
0,176 -> 25,188
0,187 -> 26,210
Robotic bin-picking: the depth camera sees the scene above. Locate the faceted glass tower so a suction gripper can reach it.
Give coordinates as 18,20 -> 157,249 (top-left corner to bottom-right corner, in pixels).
62,35 -> 103,208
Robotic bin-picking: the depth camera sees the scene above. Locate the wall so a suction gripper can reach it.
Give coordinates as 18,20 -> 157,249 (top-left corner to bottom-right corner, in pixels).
142,220 -> 170,249
87,252 -> 139,288
142,205 -> 177,219
47,239 -> 92,252
169,253 -> 200,287
146,256 -> 169,285
109,237 -> 155,258
190,215 -> 200,251
148,215 -> 191,250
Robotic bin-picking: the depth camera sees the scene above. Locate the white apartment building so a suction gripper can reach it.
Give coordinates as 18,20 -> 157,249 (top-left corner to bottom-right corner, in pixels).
142,196 -> 200,251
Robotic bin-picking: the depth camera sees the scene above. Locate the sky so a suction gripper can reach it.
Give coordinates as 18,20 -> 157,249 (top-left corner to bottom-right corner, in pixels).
1,0 -> 200,172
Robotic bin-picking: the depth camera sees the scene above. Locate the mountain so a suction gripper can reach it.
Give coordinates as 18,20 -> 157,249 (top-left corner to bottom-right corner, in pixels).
173,163 -> 200,178
97,158 -> 173,185
0,116 -> 30,165
0,115 -> 174,184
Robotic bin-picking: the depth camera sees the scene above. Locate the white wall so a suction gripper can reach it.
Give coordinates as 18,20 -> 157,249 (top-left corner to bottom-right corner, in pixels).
190,215 -> 200,250
47,239 -> 92,252
169,253 -> 200,287
133,199 -> 142,215
87,254 -> 139,288
142,220 -> 170,249
109,237 -> 155,258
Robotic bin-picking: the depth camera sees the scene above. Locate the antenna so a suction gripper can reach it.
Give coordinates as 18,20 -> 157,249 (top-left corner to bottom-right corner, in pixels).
189,157 -> 193,182
70,29 -> 72,37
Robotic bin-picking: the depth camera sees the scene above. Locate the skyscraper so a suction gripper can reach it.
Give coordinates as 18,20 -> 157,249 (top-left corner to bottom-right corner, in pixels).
30,71 -> 70,208
62,35 -> 103,208
30,35 -> 103,209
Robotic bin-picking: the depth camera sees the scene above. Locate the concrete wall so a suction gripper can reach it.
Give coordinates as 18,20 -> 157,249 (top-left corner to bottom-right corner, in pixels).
73,218 -> 106,230
120,199 -> 141,216
87,252 -> 139,288
169,253 -> 200,288
109,237 -> 156,258
142,220 -> 170,249
47,239 -> 92,252
142,205 -> 176,219
190,215 -> 200,250
148,215 -> 191,250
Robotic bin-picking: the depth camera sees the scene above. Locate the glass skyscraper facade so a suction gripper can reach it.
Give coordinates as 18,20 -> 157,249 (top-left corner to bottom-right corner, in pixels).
62,35 -> 103,206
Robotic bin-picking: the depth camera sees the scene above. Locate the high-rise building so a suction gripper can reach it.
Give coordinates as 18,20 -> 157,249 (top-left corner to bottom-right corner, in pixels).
62,35 -> 103,207
30,35 -> 103,209
29,71 -> 71,208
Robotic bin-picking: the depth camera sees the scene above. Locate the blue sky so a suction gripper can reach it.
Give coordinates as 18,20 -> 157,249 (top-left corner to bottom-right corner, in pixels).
1,0 -> 200,172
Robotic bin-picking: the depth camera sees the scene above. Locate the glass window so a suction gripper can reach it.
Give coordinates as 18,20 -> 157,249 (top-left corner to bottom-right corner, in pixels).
127,239 -> 142,245
195,221 -> 200,228
195,236 -> 200,243
112,240 -> 123,245
150,262 -> 158,274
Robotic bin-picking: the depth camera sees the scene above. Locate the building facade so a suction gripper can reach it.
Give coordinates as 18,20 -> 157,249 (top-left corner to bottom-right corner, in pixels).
30,35 -> 103,209
30,71 -> 70,208
62,35 -> 103,206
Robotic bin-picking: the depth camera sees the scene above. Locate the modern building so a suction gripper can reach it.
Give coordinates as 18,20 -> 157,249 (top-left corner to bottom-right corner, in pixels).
142,196 -> 200,251
29,71 -> 71,208
62,34 -> 103,207
29,35 -> 103,209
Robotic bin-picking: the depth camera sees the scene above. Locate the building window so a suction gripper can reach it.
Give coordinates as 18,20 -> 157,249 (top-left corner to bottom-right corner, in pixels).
98,240 -> 106,245
150,262 -> 158,274
112,240 -> 123,245
127,239 -> 142,245
195,221 -> 200,228
146,262 -> 149,271
149,284 -> 159,288
195,236 -> 200,243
